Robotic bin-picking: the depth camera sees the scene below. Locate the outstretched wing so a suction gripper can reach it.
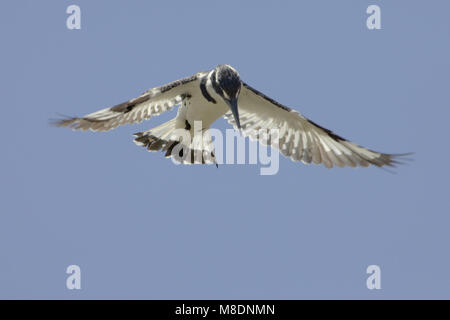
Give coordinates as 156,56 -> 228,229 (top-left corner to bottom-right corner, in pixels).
53,73 -> 204,131
225,82 -> 407,168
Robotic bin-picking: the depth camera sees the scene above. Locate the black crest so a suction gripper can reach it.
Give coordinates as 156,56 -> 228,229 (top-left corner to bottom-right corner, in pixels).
215,65 -> 241,99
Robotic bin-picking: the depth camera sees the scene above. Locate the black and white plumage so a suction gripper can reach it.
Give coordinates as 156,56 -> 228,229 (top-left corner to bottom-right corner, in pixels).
54,64 -> 407,168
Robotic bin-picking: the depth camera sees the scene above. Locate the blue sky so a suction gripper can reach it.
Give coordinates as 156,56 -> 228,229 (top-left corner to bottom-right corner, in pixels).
0,0 -> 449,299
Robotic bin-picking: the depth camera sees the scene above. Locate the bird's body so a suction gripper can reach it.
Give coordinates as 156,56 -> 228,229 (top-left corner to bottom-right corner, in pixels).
54,64 -> 408,168
182,71 -> 229,131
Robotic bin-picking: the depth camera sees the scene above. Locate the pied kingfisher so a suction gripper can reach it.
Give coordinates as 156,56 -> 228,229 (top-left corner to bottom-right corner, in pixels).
54,64 -> 408,168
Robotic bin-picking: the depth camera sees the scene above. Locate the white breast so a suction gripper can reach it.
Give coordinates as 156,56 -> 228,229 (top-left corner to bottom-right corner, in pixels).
183,77 -> 228,130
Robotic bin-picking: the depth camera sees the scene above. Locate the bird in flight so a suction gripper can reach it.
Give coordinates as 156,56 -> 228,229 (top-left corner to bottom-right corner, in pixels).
54,64 -> 408,168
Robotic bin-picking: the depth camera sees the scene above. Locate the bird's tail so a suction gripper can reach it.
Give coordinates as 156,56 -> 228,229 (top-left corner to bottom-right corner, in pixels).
133,118 -> 217,165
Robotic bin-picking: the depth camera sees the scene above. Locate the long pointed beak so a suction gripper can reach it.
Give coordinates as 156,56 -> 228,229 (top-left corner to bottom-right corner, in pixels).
227,97 -> 241,130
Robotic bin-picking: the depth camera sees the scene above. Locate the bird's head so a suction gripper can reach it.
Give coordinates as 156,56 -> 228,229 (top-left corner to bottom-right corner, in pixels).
214,64 -> 242,129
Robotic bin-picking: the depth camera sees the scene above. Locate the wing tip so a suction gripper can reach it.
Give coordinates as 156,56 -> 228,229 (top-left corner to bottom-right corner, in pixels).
380,152 -> 414,167
49,115 -> 81,129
